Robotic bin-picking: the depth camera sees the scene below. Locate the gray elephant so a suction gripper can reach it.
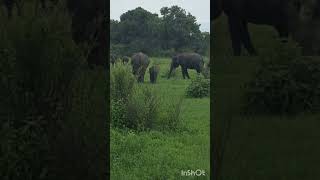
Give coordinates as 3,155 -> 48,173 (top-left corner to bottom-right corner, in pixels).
121,56 -> 130,63
131,52 -> 150,83
168,53 -> 204,79
214,0 -> 320,56
149,65 -> 160,83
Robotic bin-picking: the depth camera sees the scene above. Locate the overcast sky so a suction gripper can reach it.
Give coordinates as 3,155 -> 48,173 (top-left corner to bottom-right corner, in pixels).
110,0 -> 210,32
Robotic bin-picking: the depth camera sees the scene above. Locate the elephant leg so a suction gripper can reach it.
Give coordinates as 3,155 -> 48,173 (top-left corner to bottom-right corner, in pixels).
138,74 -> 143,83
168,66 -> 174,79
4,0 -> 14,18
151,73 -> 155,83
240,21 -> 257,55
197,63 -> 203,74
140,71 -> 145,83
181,67 -> 186,79
228,16 -> 242,56
185,69 -> 190,79
196,67 -> 201,74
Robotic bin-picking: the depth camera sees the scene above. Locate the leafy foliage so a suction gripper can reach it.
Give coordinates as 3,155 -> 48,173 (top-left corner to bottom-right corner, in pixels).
110,63 -> 182,131
245,40 -> 320,114
186,75 -> 210,98
110,62 -> 136,101
110,6 -> 210,56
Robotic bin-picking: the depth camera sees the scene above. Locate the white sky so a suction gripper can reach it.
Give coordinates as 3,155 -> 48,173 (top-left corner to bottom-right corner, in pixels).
110,0 -> 210,32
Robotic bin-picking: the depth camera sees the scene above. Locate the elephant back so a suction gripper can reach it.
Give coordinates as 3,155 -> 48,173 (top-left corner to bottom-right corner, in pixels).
131,52 -> 150,66
177,52 -> 204,69
178,53 -> 202,62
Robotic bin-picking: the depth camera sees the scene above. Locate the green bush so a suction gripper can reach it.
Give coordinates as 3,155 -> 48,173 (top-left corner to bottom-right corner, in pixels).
186,75 -> 210,98
110,62 -> 136,102
245,40 -> 320,114
111,99 -> 127,129
110,63 -> 183,131
110,63 -> 158,131
126,86 -> 160,131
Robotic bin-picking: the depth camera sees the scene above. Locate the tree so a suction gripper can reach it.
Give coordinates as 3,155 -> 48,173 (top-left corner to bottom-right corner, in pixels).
110,5 -> 209,56
110,20 -> 120,44
160,6 -> 202,52
118,7 -> 162,54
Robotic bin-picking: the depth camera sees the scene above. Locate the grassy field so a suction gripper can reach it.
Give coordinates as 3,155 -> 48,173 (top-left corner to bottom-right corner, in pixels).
110,57 -> 210,179
214,16 -> 320,179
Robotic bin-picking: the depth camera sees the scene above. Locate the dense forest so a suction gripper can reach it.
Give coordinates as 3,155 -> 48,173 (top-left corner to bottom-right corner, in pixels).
110,6 -> 210,57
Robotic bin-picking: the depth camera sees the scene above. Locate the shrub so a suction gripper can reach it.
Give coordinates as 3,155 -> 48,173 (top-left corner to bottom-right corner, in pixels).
111,99 -> 127,129
110,62 -> 136,102
126,86 -> 160,131
186,75 -> 210,98
110,62 -> 184,132
245,40 -> 320,114
110,64 -> 161,131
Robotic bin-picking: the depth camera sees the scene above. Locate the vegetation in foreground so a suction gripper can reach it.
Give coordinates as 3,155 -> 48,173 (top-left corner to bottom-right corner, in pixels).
213,15 -> 320,179
110,57 -> 210,179
0,2 -> 107,179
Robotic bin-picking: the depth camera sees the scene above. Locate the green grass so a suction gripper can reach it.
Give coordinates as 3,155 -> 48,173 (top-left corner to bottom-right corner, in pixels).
110,57 -> 210,179
214,15 -> 320,179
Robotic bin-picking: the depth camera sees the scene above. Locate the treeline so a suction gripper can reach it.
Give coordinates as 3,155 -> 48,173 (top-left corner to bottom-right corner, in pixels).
110,6 -> 210,57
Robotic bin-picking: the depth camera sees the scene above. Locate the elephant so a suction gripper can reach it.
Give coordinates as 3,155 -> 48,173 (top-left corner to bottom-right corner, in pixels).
214,0 -> 320,56
131,52 -> 150,83
149,65 -> 160,84
121,56 -> 130,64
168,53 -> 204,79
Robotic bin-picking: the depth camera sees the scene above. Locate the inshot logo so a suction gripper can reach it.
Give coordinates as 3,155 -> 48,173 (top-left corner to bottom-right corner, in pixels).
181,169 -> 206,176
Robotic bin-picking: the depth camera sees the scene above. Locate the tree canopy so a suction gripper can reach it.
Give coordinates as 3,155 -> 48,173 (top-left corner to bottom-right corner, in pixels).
110,6 -> 210,57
